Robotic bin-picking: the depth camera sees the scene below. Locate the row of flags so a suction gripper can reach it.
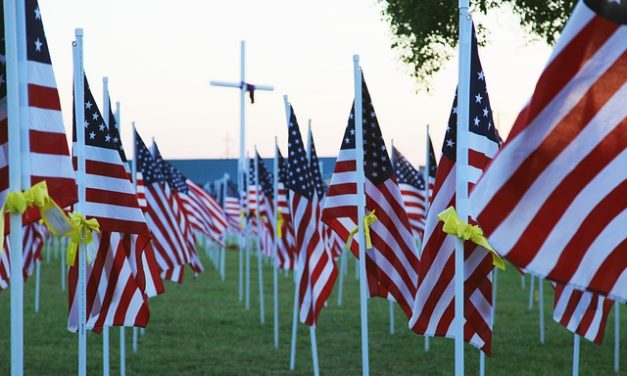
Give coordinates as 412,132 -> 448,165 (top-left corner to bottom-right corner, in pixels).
0,0 -> 622,373
0,0 -> 230,345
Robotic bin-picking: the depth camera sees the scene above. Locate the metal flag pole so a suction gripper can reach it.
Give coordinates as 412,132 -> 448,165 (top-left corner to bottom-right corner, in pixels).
72,27 -> 88,376
220,173 -> 228,282
423,125 -> 431,352
210,41 -> 273,304
4,0 -> 25,371
529,275 -> 535,310
245,154 -> 251,310
272,139 -> 280,348
539,277 -> 545,344
34,260 -> 41,312
337,246 -> 346,306
615,303 -> 620,373
102,76 -> 111,376
353,54 -> 370,376
61,238 -> 66,290
388,138 -> 395,336
284,97 -> 300,370
455,0 -> 473,372
254,147 -> 265,325
573,334 -> 580,376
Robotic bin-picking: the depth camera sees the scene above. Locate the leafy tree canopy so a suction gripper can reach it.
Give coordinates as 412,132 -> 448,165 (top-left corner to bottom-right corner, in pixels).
379,0 -> 576,88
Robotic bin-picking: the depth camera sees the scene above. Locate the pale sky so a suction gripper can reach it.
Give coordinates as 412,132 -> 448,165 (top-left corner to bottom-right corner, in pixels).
40,0 -> 553,167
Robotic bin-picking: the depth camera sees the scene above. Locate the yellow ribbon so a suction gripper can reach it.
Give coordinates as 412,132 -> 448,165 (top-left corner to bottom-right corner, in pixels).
437,206 -> 505,270
239,209 -> 246,229
0,181 -> 71,252
66,212 -> 100,266
345,210 -> 378,251
276,212 -> 284,238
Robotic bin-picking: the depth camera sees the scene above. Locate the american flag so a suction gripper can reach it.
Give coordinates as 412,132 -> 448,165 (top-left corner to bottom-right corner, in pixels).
0,0 -> 77,224
105,96 -> 164,298
287,105 -> 337,326
254,153 -> 275,257
224,180 -> 241,231
68,76 -> 152,331
0,222 -> 48,290
247,158 -> 258,217
72,75 -> 149,235
153,143 -> 203,274
276,148 -> 295,270
409,26 -> 500,354
469,0 -> 626,301
552,282 -> 615,344
426,134 -> 437,194
135,130 -> 190,283
392,146 -> 428,240
321,75 -> 419,318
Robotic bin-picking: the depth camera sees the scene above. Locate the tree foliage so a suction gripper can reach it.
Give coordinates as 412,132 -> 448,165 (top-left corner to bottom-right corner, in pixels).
379,0 -> 577,88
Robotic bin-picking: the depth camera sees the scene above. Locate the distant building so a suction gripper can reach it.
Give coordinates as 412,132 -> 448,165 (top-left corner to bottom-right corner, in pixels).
167,157 -> 337,187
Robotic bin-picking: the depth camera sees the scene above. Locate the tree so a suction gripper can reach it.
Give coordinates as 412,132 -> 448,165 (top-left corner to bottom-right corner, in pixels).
379,0 -> 576,88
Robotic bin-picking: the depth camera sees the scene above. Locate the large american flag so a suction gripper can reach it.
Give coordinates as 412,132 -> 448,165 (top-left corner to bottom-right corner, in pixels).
0,0 -> 77,224
469,0 -> 626,302
321,75 -> 419,318
552,281 -> 615,344
69,76 -> 152,331
135,130 -> 190,283
408,26 -> 500,354
392,146 -> 428,240
287,105 -> 337,326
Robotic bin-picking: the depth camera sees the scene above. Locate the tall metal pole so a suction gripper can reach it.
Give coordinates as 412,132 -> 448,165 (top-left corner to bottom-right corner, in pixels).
424,125 -> 431,352
4,0 -> 25,373
254,148 -> 265,324
272,139 -> 280,348
455,0 -> 472,373
102,76 -> 111,376
353,55 -> 370,376
73,27 -> 88,376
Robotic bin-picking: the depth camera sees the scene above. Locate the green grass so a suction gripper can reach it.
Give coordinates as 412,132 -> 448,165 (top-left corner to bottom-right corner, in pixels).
0,243 -> 624,375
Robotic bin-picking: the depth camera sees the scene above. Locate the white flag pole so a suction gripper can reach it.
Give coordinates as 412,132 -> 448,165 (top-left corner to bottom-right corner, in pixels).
102,75 -> 111,376
388,139 -> 395,336
220,174 -> 228,282
455,0 -> 473,372
132,328 -> 138,353
245,155 -> 251,310
539,278 -> 545,344
120,327 -> 126,376
353,54 -> 370,376
61,238 -> 66,290
337,248 -> 346,305
310,326 -> 320,376
272,139 -> 280,348
529,275 -> 535,310
254,147 -> 265,325
572,334 -> 580,376
4,0 -> 25,372
34,260 -> 41,312
72,27 -> 88,376
424,124 -> 431,352
615,303 -> 620,373
283,97 -> 300,370
521,275 -> 526,289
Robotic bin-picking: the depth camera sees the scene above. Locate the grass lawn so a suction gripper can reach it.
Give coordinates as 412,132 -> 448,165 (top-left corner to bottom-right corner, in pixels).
0,241 -> 624,375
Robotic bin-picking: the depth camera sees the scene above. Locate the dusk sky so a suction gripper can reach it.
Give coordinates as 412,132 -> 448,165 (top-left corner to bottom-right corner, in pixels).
40,0 -> 553,166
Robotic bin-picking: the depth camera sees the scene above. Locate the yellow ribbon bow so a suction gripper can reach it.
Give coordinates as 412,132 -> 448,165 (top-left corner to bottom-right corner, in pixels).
437,206 -> 505,270
345,210 -> 378,251
239,209 -> 246,229
0,181 -> 71,252
276,212 -> 284,238
66,212 -> 100,266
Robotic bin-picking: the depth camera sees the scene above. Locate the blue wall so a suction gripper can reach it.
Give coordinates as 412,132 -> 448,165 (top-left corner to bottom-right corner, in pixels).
168,157 -> 336,186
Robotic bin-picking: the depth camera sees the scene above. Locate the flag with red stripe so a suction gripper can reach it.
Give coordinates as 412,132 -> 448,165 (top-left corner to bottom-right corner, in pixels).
409,26 -> 500,354
287,105 -> 337,326
392,146 -> 427,240
470,0 -> 626,302
321,74 -> 419,318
